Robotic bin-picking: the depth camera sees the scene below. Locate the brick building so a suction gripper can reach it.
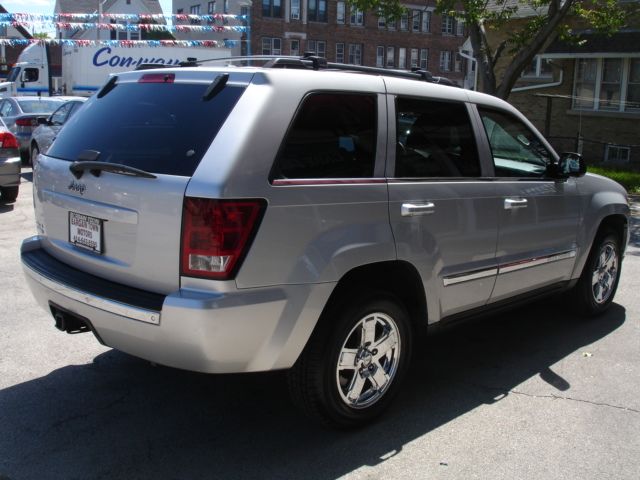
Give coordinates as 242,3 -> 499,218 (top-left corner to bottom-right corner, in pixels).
249,1 -> 468,84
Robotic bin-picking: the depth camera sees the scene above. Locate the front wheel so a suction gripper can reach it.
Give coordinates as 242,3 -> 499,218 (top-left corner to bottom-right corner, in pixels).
30,145 -> 39,168
288,295 -> 413,428
572,232 -> 622,316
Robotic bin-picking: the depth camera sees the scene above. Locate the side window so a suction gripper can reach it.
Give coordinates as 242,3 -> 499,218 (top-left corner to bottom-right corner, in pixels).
395,97 -> 480,178
50,103 -> 71,125
0,101 -> 15,117
478,108 -> 552,178
23,68 -> 39,83
274,93 -> 377,179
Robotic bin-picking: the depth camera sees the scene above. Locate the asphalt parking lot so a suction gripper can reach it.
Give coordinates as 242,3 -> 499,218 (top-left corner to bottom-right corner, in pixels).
1,170 -> 639,480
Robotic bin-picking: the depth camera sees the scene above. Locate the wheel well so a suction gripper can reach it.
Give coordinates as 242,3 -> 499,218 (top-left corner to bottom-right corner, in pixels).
597,214 -> 627,246
321,261 -> 428,336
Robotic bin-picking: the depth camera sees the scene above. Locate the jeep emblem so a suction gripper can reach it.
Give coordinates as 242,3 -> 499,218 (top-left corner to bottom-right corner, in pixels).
68,180 -> 86,195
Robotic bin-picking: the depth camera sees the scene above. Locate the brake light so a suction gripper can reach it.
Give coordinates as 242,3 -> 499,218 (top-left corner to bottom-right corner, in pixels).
0,131 -> 19,149
15,118 -> 38,127
181,198 -> 265,279
139,73 -> 175,83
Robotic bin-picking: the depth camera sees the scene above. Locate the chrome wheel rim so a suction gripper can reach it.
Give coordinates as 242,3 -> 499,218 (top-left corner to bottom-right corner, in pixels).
591,242 -> 618,304
336,312 -> 401,409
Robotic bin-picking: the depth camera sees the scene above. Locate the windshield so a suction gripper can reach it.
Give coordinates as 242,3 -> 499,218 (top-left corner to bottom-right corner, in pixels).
7,67 -> 20,82
17,99 -> 66,114
47,81 -> 245,176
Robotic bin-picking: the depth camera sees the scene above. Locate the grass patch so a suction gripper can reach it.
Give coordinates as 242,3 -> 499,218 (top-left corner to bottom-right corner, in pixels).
588,166 -> 640,194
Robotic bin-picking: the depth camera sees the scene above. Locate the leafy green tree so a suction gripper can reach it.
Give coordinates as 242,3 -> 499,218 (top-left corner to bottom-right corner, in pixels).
349,0 -> 629,99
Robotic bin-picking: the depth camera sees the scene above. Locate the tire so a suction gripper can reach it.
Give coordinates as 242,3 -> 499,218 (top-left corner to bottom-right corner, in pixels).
0,186 -> 19,203
288,294 -> 413,429
572,232 -> 622,316
30,144 -> 39,168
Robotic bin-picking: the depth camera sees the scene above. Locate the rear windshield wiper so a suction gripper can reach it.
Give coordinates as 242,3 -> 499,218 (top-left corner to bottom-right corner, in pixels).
70,161 -> 157,179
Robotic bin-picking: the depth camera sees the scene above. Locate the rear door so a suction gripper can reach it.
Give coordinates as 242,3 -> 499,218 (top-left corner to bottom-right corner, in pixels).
33,70 -> 250,294
474,106 -> 581,302
387,95 -> 498,320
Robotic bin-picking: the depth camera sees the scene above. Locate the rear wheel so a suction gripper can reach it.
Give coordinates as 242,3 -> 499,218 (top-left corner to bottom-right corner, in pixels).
572,232 -> 621,316
0,186 -> 19,203
288,294 -> 412,428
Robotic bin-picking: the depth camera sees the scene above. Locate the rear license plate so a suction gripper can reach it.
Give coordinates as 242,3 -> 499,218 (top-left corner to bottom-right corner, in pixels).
69,212 -> 103,254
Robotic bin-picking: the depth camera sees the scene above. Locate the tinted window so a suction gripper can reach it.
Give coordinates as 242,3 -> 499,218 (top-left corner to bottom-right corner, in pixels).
395,97 -> 480,178
50,103 -> 72,125
47,82 -> 245,177
478,108 -> 552,178
274,93 -> 377,179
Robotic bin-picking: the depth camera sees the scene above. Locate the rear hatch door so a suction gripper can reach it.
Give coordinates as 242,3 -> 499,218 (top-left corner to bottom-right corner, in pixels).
33,69 -> 251,294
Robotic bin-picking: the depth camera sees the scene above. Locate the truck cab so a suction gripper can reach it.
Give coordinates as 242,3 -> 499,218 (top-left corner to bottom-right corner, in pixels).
0,43 -> 50,98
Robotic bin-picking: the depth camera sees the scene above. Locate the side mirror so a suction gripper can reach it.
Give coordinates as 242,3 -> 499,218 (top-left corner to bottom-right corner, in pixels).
548,152 -> 586,179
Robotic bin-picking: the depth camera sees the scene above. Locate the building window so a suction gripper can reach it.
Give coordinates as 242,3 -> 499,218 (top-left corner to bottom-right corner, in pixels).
208,1 -> 216,13
336,43 -> 345,63
522,56 -> 553,78
262,37 -> 282,55
400,12 -> 408,31
440,51 -> 452,71
290,39 -> 300,56
421,11 -> 431,32
350,8 -> 364,26
378,11 -> 386,29
386,46 -> 394,68
262,0 -> 282,18
410,48 -> 418,68
223,0 -> 228,13
442,14 -> 454,35
456,18 -> 465,36
398,48 -> 406,69
348,44 -> 362,65
420,48 -> 428,69
337,2 -> 345,24
291,0 -> 300,20
190,4 -> 201,14
177,8 -> 183,13
308,0 -> 328,22
111,20 -> 140,40
573,58 -> 640,113
412,11 -> 420,32
376,46 -> 384,67
307,40 -> 326,57
455,53 -> 463,72
604,144 -> 631,163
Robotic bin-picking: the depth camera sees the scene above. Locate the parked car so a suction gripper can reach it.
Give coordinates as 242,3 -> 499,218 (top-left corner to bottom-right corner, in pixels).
0,117 -> 21,203
0,96 -> 79,162
20,58 -> 630,428
29,98 -> 87,166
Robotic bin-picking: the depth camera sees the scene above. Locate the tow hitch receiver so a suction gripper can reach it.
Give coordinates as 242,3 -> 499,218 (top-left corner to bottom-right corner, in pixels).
50,303 -> 90,334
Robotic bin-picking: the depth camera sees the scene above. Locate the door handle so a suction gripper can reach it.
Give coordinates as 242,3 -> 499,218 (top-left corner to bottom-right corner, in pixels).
401,202 -> 435,217
504,198 -> 528,210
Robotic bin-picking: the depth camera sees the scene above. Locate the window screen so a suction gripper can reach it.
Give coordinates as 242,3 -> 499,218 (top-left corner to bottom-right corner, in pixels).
274,93 -> 377,179
395,97 -> 480,178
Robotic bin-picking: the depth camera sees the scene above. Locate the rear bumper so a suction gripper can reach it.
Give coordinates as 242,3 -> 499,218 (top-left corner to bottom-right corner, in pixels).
21,236 -> 335,373
0,155 -> 21,187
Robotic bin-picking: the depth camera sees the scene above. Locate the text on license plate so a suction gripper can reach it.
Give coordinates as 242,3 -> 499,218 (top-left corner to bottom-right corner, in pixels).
69,212 -> 103,253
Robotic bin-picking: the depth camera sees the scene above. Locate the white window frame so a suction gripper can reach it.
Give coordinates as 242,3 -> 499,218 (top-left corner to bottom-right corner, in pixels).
400,12 -> 408,31
336,42 -> 345,63
398,47 -> 407,69
442,14 -> 454,35
291,0 -> 300,20
290,39 -> 300,56
420,48 -> 428,69
350,8 -> 364,26
456,18 -> 465,36
262,37 -> 282,55
378,11 -> 386,29
412,11 -> 420,32
348,43 -> 362,65
440,50 -> 451,72
604,144 -> 631,163
421,11 -> 431,33
337,2 -> 345,24
572,57 -> 640,113
410,48 -> 418,68
376,46 -> 385,68
386,46 -> 395,68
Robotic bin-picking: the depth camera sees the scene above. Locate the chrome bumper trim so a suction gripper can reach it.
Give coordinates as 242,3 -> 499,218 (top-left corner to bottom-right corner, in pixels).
23,262 -> 161,325
443,268 -> 498,286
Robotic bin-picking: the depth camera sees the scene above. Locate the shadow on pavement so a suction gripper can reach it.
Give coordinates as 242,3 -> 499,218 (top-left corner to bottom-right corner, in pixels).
20,170 -> 33,183
0,203 -> 14,213
0,302 -> 625,480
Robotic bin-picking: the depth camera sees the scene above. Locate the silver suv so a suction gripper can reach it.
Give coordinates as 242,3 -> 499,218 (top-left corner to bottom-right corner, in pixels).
21,57 -> 630,428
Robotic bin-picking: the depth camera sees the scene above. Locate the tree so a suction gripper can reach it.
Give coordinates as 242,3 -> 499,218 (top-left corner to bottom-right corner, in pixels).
349,0 -> 629,99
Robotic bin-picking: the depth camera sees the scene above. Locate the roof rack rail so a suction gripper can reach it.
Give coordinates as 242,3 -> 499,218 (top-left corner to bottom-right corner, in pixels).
174,54 -> 458,85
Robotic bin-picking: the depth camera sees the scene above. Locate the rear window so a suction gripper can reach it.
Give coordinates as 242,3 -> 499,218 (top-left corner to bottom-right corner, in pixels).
47,82 -> 245,177
17,99 -> 65,114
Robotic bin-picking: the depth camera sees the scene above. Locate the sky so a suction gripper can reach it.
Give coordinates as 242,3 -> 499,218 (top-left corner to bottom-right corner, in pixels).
2,0 -> 174,35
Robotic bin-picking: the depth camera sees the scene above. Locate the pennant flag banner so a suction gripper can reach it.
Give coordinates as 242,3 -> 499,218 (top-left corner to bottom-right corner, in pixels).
0,39 -> 240,48
0,21 -> 248,33
0,13 -> 248,23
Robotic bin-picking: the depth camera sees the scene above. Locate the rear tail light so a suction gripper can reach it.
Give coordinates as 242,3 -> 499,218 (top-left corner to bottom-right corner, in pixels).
181,198 -> 265,280
15,118 -> 38,127
0,131 -> 19,149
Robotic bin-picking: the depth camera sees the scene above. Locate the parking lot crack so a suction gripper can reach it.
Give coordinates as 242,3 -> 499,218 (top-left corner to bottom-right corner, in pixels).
469,383 -> 640,414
